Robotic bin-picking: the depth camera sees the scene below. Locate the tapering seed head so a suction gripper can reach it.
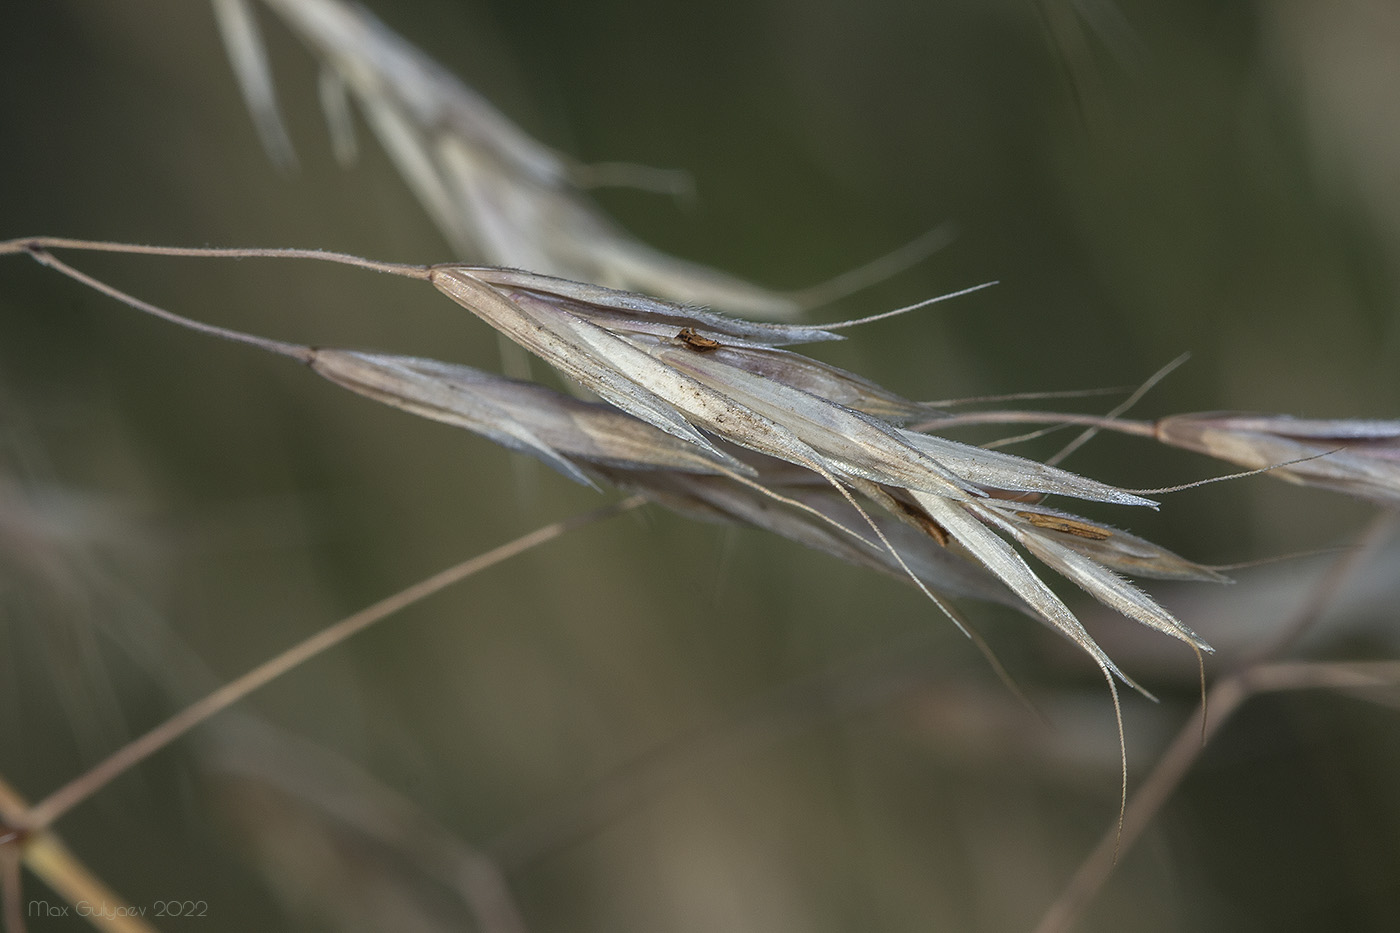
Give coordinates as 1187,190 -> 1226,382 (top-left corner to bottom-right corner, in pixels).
1156,413 -> 1400,505
304,347 -> 1030,611
420,264 -> 1213,683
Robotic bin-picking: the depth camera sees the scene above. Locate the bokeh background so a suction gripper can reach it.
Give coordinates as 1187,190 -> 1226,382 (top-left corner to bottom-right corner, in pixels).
3,1 -> 1400,930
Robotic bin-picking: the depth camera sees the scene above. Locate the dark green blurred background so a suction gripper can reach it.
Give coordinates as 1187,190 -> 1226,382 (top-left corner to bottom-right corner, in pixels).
3,1 -> 1399,930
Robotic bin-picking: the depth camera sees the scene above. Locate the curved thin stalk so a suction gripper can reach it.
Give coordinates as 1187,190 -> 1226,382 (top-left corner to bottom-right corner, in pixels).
0,236 -> 432,280
19,497 -> 644,831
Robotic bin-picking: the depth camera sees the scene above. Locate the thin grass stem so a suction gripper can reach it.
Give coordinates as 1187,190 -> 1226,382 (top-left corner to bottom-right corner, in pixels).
1033,659 -> 1400,933
0,237 -> 432,280
1033,512 -> 1400,933
2,843 -> 22,933
1045,353 -> 1190,466
25,251 -> 314,362
1,775 -> 153,933
20,497 -> 644,831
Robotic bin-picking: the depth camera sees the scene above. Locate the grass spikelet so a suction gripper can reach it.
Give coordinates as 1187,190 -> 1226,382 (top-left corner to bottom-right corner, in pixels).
6,238 -> 1210,693
1154,413 -> 1400,505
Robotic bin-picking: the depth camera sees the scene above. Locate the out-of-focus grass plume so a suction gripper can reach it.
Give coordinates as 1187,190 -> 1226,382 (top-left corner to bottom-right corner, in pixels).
217,0 -> 812,318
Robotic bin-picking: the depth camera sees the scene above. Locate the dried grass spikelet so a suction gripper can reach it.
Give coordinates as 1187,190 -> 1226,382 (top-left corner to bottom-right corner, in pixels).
419,264 -> 1218,690
7,236 -> 1243,844
311,344 -> 1226,639
1156,413 -> 1400,506
215,0 -> 820,317
309,348 -> 1031,610
8,236 -> 1220,713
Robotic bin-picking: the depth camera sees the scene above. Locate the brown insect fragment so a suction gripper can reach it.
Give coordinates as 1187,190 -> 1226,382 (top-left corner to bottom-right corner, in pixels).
984,487 -> 1043,504
676,327 -> 721,352
1015,511 -> 1113,540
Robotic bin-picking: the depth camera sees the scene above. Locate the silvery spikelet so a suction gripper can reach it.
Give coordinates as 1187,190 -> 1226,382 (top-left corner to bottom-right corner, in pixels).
1156,413 -> 1400,506
417,264 -> 1219,687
